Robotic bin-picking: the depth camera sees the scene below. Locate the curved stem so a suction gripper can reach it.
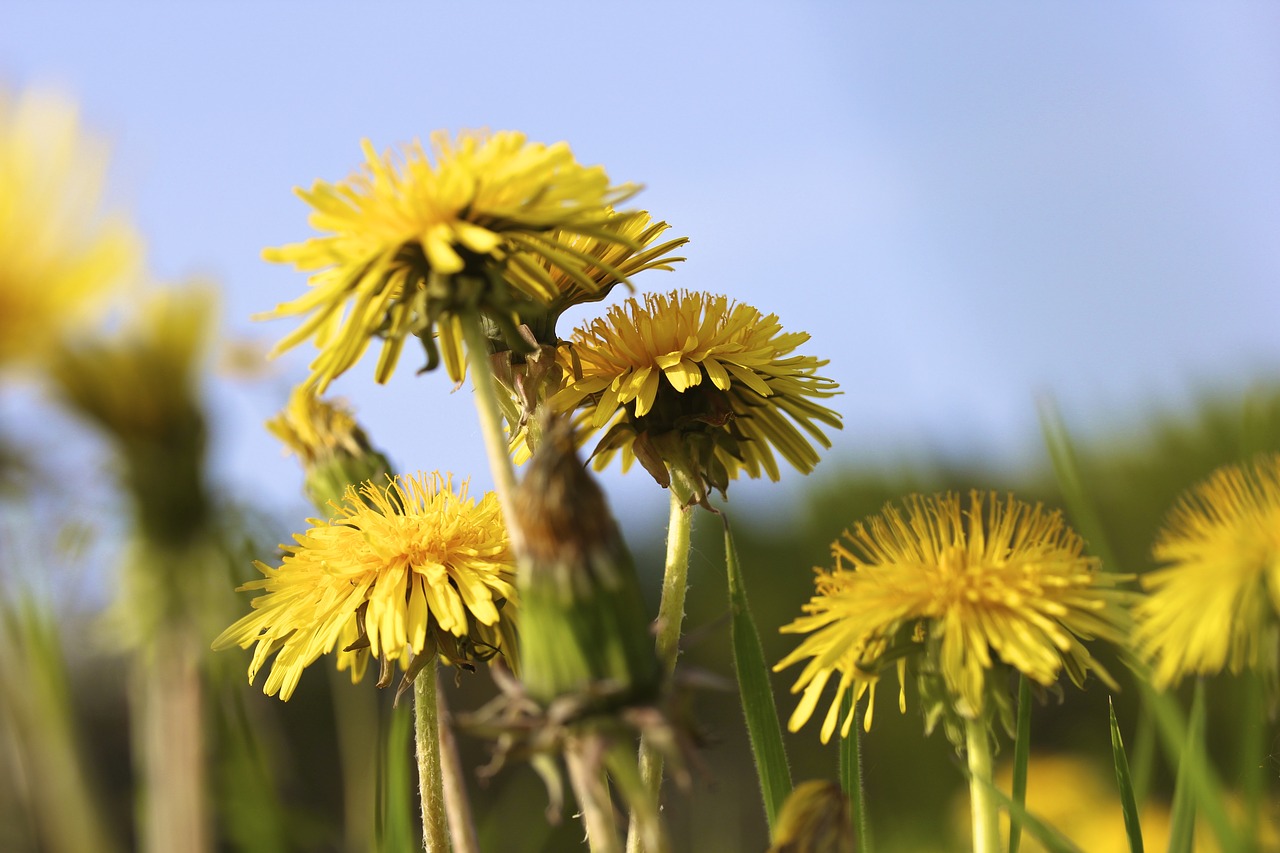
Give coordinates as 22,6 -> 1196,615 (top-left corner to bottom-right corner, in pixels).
459,310 -> 520,535
627,492 -> 693,852
965,717 -> 999,853
414,662 -> 450,852
436,686 -> 479,853
653,491 -> 694,679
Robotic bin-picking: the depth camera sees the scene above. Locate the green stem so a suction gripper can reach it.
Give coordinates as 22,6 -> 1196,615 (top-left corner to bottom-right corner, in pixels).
459,310 -> 520,534
628,492 -> 694,852
436,685 -> 480,853
838,692 -> 870,852
965,718 -> 999,853
566,739 -> 621,853
413,662 -> 450,853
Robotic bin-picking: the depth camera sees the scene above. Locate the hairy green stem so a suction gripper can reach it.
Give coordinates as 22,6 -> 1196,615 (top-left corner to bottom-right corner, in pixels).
965,718 -> 999,853
626,491 -> 693,852
567,740 -> 621,853
413,663 -> 450,852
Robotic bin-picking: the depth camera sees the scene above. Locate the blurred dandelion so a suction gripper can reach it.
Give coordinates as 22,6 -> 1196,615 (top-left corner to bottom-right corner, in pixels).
1136,453 -> 1280,688
775,491 -> 1131,745
215,472 -> 516,701
260,130 -> 638,388
0,86 -> 139,370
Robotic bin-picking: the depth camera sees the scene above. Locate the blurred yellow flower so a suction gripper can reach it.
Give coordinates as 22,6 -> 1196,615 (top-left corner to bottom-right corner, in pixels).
1135,454 -> 1280,688
0,87 -> 139,369
775,491 -> 1131,744
260,130 -> 637,389
551,290 -> 841,506
50,284 -> 216,545
214,473 -> 516,701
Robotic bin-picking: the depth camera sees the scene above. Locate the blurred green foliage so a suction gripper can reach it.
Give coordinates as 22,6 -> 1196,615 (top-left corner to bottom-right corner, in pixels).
2,381 -> 1279,851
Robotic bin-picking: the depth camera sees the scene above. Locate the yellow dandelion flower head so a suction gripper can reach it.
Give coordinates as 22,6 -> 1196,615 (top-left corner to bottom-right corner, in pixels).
0,87 -> 140,368
213,472 -> 516,701
266,385 -> 369,468
774,491 -> 1131,743
260,130 -> 639,389
1135,453 -> 1280,688
551,290 -> 842,503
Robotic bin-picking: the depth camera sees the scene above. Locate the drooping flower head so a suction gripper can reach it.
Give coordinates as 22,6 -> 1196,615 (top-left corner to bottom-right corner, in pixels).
0,87 -> 139,369
775,491 -> 1131,745
265,385 -> 391,508
551,290 -> 842,507
260,130 -> 639,389
1135,454 -> 1280,689
213,473 -> 517,701
506,210 -> 688,335
498,212 -> 688,456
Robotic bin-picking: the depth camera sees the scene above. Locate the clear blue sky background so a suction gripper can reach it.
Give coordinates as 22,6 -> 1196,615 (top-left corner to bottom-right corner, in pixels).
4,3 -> 1279,529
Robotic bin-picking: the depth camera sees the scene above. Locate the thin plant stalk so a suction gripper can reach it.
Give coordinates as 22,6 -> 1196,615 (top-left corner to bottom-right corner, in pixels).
137,627 -> 210,853
1009,675 -> 1032,853
436,685 -> 480,853
628,491 -> 693,852
566,740 -> 622,853
328,666 -> 379,853
458,311 -> 520,527
965,718 -> 999,853
413,660 -> 450,852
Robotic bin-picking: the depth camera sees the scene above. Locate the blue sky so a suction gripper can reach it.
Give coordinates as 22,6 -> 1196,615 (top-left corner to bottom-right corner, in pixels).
4,3 -> 1278,527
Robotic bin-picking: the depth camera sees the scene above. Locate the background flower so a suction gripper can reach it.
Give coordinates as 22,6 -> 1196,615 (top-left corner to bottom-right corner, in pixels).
1135,453 -> 1280,688
0,87 -> 139,370
775,491 -> 1132,744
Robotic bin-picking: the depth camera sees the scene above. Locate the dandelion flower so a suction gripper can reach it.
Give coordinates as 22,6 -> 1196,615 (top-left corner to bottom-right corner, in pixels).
552,290 -> 841,506
50,284 -> 216,545
1135,454 -> 1280,688
261,130 -> 638,389
0,87 -> 139,368
214,473 -> 516,700
775,491 -> 1130,744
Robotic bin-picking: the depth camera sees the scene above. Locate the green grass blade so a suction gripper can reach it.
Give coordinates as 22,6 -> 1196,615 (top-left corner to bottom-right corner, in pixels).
1131,697 -> 1157,806
1238,672 -> 1265,849
1037,397 -> 1122,571
838,691 -> 871,852
723,515 -> 793,830
1165,684 -> 1201,853
378,700 -> 417,853
1141,678 -> 1240,853
1109,697 -> 1145,853
1009,675 -> 1032,853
